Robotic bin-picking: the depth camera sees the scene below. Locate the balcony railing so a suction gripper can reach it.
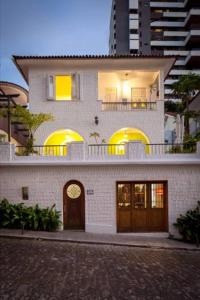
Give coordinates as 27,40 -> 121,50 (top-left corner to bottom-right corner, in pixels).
16,145 -> 67,156
13,143 -> 198,159
88,144 -> 126,159
146,143 -> 197,155
101,101 -> 157,111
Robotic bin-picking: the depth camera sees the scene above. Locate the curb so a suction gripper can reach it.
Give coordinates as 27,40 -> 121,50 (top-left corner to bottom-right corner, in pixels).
0,234 -> 199,251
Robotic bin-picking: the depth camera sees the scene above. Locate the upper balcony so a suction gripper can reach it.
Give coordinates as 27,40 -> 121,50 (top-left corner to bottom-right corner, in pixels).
98,70 -> 159,112
0,142 -> 199,165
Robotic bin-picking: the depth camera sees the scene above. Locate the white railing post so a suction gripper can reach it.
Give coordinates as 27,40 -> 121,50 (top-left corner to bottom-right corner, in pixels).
0,142 -> 15,161
126,141 -> 146,160
68,142 -> 85,161
197,142 -> 200,155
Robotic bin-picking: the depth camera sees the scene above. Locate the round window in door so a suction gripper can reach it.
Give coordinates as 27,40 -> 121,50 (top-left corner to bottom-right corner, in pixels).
63,180 -> 85,230
66,184 -> 81,199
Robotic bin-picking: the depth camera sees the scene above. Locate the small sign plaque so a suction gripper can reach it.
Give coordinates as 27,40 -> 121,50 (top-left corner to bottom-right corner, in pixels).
87,189 -> 94,195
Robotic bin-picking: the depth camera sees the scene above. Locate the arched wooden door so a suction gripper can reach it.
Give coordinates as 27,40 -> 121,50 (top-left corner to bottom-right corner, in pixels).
63,180 -> 85,230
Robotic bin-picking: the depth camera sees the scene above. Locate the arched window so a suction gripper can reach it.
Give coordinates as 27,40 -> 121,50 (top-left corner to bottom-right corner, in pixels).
109,128 -> 150,155
44,129 -> 84,156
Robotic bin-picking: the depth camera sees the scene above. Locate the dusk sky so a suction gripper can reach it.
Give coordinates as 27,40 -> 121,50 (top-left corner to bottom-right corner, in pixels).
0,0 -> 112,88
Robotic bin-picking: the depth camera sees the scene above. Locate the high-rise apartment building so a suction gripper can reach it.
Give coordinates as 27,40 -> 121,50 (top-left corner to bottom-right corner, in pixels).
109,0 -> 200,98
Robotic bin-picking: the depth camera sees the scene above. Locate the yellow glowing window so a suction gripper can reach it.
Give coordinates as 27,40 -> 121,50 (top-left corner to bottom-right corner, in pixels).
55,75 -> 72,100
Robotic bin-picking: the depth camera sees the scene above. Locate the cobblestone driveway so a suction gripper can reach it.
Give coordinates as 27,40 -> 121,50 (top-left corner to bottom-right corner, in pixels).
0,238 -> 200,300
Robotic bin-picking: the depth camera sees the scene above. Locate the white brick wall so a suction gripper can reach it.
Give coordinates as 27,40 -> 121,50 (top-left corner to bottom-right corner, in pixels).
29,67 -> 165,145
0,164 -> 199,236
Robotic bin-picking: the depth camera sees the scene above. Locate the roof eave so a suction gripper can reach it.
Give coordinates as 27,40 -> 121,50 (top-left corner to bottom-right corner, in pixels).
12,54 -> 177,85
12,56 -> 29,85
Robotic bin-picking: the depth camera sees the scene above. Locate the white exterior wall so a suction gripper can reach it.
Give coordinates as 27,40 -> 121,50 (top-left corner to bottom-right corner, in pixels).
29,67 -> 164,145
0,164 -> 199,236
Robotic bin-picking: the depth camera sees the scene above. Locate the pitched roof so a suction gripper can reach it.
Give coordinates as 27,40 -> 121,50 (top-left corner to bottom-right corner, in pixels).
13,54 -> 176,60
12,54 -> 176,84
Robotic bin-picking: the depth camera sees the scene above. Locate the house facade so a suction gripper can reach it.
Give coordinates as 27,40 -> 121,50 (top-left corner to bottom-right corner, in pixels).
14,55 -> 174,147
0,55 -> 200,236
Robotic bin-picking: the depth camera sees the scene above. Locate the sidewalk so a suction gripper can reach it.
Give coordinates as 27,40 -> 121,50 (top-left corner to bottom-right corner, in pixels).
0,229 -> 199,251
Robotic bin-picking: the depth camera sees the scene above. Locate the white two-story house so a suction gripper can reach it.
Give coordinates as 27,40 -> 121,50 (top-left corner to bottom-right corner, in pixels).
14,55 -> 174,148
0,54 -> 199,236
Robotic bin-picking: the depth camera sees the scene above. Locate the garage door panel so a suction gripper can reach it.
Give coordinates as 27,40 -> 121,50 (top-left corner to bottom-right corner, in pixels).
118,210 -> 132,232
117,181 -> 168,233
132,209 -> 148,231
148,209 -> 165,231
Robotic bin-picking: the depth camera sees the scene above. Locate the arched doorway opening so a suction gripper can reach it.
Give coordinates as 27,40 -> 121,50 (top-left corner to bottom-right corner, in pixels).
63,180 -> 85,230
109,127 -> 150,154
44,129 -> 84,156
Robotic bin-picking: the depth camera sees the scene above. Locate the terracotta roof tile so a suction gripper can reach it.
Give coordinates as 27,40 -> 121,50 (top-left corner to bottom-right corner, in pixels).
13,54 -> 176,60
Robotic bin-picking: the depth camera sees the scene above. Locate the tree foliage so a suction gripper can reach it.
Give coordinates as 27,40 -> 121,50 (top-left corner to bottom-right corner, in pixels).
171,73 -> 200,137
172,73 -> 200,102
0,105 -> 54,151
14,105 -> 54,138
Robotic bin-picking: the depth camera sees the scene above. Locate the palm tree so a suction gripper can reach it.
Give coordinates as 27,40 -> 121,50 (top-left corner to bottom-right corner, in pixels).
172,73 -> 200,137
14,105 -> 54,154
89,132 -> 100,144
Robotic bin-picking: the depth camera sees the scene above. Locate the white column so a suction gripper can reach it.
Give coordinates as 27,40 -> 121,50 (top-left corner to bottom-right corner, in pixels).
126,141 -> 146,159
68,142 -> 85,161
197,142 -> 200,155
0,143 -> 15,161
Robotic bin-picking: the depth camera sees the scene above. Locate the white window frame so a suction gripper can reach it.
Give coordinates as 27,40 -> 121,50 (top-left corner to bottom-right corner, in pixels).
47,73 -> 80,101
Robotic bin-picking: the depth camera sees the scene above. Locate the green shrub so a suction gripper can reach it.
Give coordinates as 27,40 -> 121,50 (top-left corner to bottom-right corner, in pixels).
0,199 -> 61,231
167,143 -> 196,154
174,201 -> 200,246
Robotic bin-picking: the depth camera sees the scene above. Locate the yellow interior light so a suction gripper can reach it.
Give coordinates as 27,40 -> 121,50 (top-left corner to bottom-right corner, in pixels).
122,80 -> 129,99
44,129 -> 83,156
109,128 -> 150,155
56,75 -> 72,101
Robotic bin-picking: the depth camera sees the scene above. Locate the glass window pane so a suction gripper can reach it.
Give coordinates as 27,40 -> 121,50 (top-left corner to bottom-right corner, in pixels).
56,75 -> 72,100
117,184 -> 131,208
133,184 -> 147,209
151,183 -> 164,208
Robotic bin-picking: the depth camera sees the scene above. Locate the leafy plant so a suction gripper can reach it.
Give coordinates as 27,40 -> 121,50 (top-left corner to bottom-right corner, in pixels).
0,199 -> 61,231
13,106 -> 54,155
167,143 -> 196,154
89,132 -> 106,144
174,201 -> 200,247
165,100 -> 183,114
172,73 -> 200,137
0,105 -> 54,155
89,132 -> 100,144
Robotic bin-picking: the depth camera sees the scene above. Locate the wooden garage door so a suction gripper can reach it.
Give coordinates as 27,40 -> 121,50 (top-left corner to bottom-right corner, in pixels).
117,181 -> 168,232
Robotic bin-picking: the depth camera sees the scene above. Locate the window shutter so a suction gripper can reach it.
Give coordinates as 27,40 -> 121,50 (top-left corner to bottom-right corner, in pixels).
47,75 -> 54,100
72,73 -> 80,100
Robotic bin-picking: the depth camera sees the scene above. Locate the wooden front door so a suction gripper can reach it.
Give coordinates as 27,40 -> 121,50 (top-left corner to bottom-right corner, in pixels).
117,181 -> 168,232
63,180 -> 85,230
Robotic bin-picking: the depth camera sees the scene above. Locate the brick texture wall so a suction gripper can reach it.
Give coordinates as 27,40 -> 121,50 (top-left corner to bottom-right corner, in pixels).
0,164 -> 199,236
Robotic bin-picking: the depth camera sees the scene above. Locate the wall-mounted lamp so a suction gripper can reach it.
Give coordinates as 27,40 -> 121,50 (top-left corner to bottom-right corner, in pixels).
94,116 -> 99,125
22,187 -> 29,200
